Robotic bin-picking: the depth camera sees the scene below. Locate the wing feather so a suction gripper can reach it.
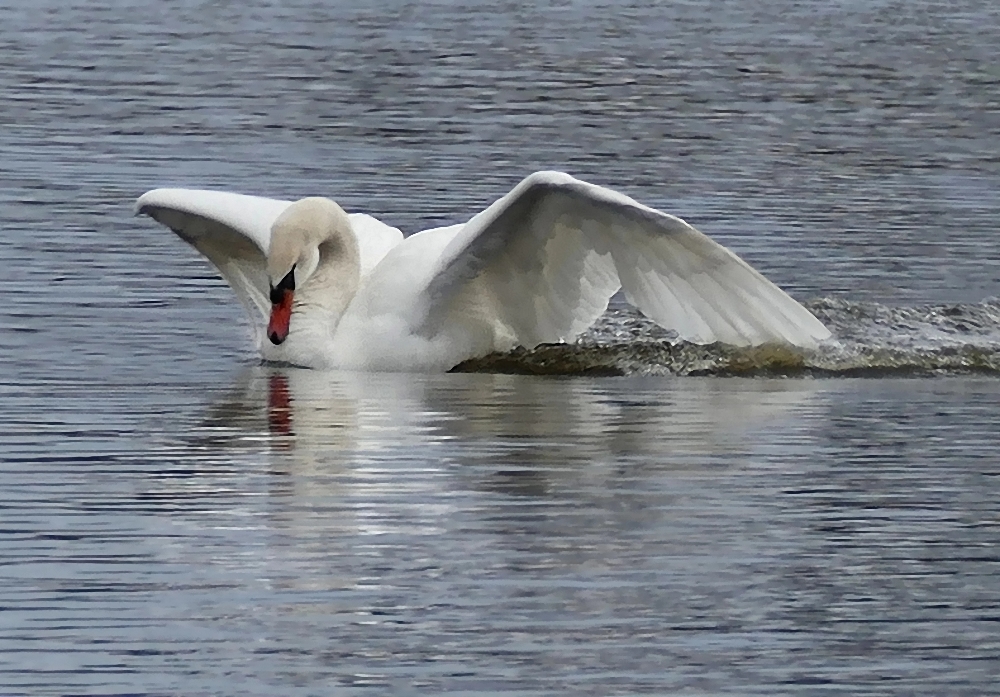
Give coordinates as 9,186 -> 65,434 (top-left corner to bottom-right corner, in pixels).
135,190 -> 290,328
421,171 -> 830,349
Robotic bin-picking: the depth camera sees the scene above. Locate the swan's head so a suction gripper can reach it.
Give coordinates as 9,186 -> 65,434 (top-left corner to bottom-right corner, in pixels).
266,197 -> 352,345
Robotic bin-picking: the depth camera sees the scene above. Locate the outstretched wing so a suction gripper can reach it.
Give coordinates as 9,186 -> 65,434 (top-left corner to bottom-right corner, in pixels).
136,189 -> 288,324
135,188 -> 404,330
421,171 -> 831,348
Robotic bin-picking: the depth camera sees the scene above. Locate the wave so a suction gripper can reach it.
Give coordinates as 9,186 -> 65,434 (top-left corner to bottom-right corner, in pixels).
453,298 -> 1000,377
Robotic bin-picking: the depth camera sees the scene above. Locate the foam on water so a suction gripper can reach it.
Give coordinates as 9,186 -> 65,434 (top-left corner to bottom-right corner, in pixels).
455,298 -> 1000,376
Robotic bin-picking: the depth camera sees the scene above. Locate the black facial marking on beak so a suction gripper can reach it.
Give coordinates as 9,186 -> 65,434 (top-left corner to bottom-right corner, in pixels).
269,266 -> 296,304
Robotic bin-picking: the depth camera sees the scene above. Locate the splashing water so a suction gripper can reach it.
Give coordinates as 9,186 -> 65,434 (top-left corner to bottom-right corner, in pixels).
454,298 -> 1000,376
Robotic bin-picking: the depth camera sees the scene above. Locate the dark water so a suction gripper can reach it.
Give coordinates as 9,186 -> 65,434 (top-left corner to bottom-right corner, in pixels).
2,0 -> 1000,693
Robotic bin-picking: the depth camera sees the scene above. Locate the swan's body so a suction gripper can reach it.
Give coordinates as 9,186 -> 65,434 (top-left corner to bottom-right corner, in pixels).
136,171 -> 830,370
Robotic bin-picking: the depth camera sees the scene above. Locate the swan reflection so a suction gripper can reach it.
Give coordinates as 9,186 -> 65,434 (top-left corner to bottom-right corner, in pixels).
198,368 -> 824,487
157,370 -> 828,589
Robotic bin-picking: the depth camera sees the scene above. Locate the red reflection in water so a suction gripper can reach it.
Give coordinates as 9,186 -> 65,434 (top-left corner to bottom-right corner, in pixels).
268,373 -> 293,440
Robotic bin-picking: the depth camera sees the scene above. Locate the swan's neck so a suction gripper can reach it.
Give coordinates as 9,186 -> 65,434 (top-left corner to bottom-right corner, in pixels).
294,213 -> 361,338
300,232 -> 360,319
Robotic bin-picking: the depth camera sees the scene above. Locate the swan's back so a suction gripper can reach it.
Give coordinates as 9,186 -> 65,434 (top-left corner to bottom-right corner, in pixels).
349,213 -> 404,277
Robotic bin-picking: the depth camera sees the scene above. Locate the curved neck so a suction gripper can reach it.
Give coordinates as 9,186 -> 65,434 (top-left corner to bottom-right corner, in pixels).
301,227 -> 361,318
291,205 -> 361,339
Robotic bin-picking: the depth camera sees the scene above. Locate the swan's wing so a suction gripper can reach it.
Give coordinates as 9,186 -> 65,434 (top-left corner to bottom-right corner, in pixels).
136,189 -> 288,323
135,188 -> 404,325
421,171 -> 831,348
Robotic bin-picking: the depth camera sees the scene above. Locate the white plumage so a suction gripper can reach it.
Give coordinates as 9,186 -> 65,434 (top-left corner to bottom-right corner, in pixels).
135,171 -> 830,370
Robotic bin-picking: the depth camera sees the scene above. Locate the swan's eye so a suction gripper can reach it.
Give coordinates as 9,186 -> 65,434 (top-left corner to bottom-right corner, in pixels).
269,267 -> 295,304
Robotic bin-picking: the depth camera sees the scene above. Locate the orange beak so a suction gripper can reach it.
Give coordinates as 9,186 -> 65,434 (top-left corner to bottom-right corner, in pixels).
267,289 -> 294,345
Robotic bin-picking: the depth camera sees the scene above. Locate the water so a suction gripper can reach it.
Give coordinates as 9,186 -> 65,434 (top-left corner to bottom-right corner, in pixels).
2,0 -> 1000,693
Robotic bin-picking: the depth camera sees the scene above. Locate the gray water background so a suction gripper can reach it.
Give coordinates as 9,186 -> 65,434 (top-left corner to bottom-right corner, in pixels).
2,0 -> 1000,693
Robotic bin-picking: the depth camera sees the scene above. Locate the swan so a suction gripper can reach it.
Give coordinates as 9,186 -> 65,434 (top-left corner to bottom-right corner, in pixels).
135,171 -> 831,371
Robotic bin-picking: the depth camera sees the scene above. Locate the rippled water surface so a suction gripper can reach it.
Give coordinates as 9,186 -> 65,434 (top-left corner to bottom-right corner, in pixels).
2,0 -> 1000,693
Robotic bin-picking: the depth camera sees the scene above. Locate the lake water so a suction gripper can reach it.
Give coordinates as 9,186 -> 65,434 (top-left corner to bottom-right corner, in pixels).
2,0 -> 999,693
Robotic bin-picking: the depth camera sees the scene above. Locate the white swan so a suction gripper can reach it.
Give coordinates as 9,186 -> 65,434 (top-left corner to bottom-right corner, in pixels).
135,171 -> 830,370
